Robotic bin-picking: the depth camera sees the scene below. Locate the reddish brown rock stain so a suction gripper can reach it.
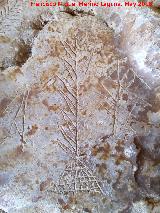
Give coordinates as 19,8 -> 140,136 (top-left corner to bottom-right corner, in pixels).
62,86 -> 68,93
7,67 -> 23,81
96,163 -> 107,177
35,55 -> 48,62
100,135 -> 110,143
49,40 -> 64,57
79,76 -> 92,95
48,26 -> 53,32
0,35 -> 11,43
92,143 -> 111,160
28,86 -> 41,100
145,198 -> 160,210
122,93 -> 128,101
80,76 -> 117,97
102,77 -> 117,89
0,146 -> 33,169
40,65 -> 59,83
99,102 -> 112,111
26,124 -> 38,136
68,195 -> 77,205
127,104 -> 132,112
137,106 -> 151,123
58,198 -> 70,210
42,99 -> 59,112
62,121 -> 72,128
114,154 -> 129,165
81,110 -> 87,116
113,140 -> 130,165
40,178 -> 52,191
115,140 -> 124,153
15,146 -> 33,162
0,97 -> 11,117
45,84 -> 56,93
97,31 -> 113,44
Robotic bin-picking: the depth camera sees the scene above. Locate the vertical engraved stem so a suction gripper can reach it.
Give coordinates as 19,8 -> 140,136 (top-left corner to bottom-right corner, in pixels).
112,59 -> 121,135
75,37 -> 79,157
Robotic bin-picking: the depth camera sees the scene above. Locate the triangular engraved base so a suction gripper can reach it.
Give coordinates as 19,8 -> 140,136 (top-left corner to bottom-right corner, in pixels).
58,158 -> 102,194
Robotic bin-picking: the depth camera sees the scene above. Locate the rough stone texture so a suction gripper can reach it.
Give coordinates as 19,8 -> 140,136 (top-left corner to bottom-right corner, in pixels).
145,0 -> 160,8
69,0 -> 160,88
0,1 -> 160,213
96,1 -> 160,89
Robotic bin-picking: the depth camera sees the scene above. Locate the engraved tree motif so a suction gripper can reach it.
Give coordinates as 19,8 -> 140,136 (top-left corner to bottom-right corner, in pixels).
1,78 -> 58,150
97,58 -> 152,137
13,89 -> 30,150
58,158 -> 102,194
1,87 -> 31,150
55,35 -> 103,194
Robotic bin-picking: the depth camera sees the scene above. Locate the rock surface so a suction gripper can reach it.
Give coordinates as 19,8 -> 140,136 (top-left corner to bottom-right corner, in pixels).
0,1 -> 160,213
145,0 -> 160,8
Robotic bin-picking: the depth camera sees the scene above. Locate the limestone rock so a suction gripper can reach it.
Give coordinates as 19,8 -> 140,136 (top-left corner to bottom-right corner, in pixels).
145,0 -> 160,8
0,4 -> 160,213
